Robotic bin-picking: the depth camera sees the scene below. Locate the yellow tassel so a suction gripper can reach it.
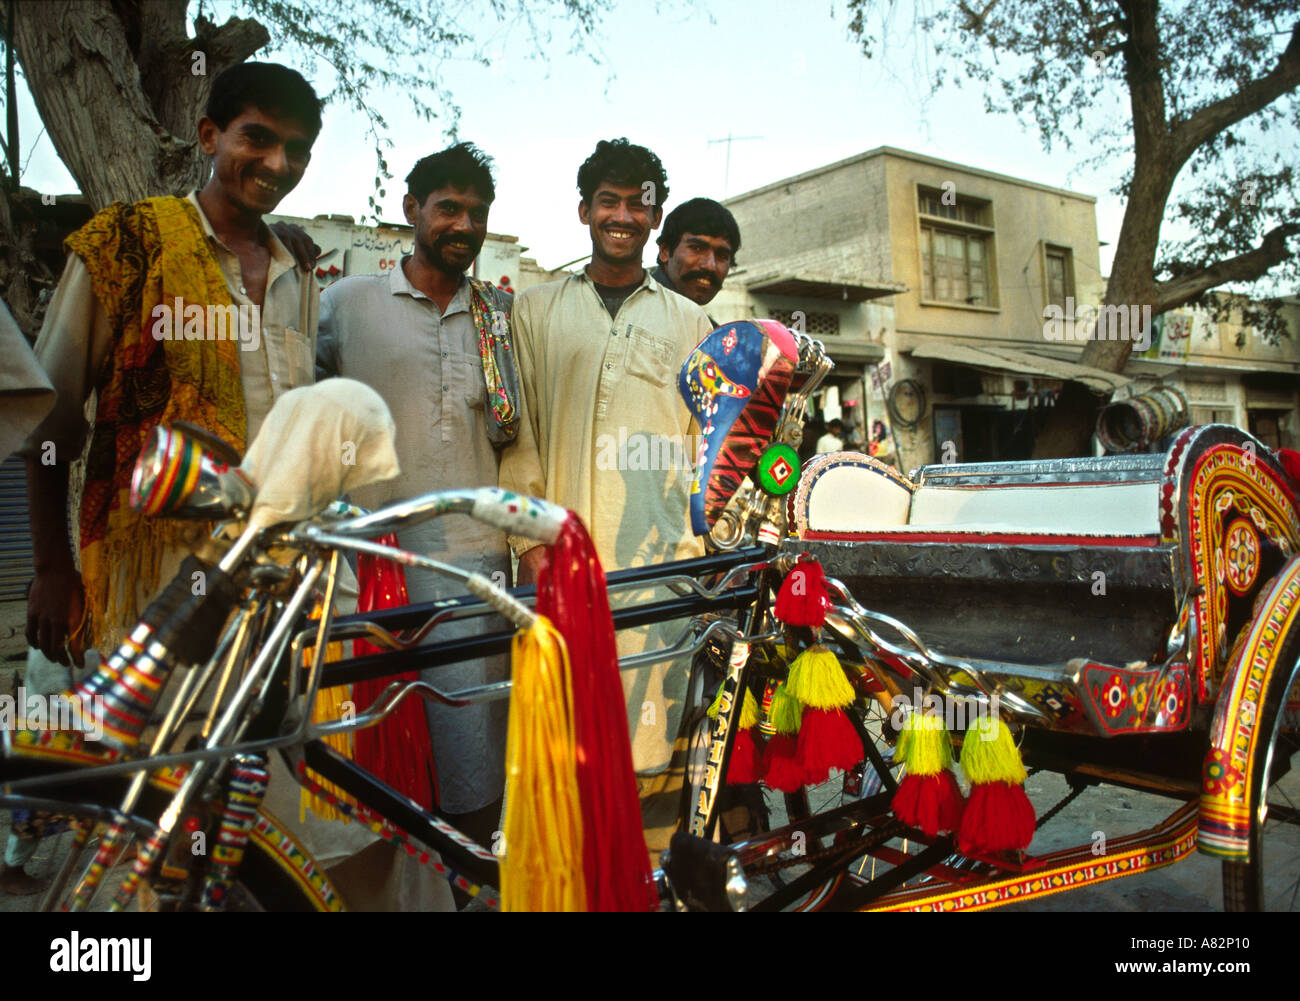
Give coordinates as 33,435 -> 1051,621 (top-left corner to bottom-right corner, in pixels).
786,645 -> 855,710
769,682 -> 803,735
707,685 -> 760,729
299,603 -> 355,822
896,712 -> 953,778
960,716 -> 1027,785
501,616 -> 587,912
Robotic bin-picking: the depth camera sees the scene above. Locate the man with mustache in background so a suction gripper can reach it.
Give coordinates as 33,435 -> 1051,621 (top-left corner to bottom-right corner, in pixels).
651,197 -> 740,324
315,143 -> 517,899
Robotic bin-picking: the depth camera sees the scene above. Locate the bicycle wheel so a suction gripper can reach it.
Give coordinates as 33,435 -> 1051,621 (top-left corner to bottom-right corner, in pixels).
757,691 -> 906,911
1222,657 -> 1300,912
25,808 -> 333,913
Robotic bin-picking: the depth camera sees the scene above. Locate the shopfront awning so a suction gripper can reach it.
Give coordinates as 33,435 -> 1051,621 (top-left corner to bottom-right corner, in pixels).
908,342 -> 1131,395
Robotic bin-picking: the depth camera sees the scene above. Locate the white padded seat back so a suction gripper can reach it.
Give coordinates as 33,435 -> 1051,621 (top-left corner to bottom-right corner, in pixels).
794,452 -> 913,534
904,481 -> 1161,536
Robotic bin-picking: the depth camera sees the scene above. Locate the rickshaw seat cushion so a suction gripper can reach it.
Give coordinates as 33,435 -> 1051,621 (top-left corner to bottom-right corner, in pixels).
904,480 -> 1160,536
795,452 -> 1161,539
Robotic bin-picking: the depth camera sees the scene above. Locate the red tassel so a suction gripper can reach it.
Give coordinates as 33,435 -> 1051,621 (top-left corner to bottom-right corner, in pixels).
774,557 -> 830,627
536,515 -> 657,912
796,708 -> 863,784
957,781 -> 1036,855
892,771 -> 965,837
727,729 -> 761,784
761,733 -> 805,792
352,538 -> 437,812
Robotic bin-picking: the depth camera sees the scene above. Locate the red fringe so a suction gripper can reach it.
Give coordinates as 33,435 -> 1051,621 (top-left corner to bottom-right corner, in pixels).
957,781 -> 1036,855
774,558 -> 830,628
892,770 -> 965,837
761,733 -> 805,792
536,516 -> 657,912
796,708 -> 864,784
726,728 -> 761,784
352,538 -> 437,812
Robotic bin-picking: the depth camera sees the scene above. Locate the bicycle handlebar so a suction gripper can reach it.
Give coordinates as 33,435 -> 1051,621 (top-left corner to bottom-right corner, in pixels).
325,487 -> 568,545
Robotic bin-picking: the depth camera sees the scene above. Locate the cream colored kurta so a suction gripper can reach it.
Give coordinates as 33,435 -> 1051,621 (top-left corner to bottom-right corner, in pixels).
499,270 -> 712,773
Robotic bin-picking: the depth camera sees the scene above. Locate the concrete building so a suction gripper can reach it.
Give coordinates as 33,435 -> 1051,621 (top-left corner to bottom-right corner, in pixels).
718,146 -> 1121,470
1116,294 -> 1300,452
716,145 -> 1298,471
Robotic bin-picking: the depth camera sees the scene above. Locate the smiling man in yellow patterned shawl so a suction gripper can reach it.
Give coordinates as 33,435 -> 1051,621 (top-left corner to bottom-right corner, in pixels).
21,62 -> 323,663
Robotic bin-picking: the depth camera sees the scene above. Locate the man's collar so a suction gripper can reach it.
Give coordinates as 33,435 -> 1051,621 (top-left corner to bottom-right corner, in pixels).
185,190 -> 293,269
650,263 -> 677,293
390,256 -> 470,309
577,266 -> 658,292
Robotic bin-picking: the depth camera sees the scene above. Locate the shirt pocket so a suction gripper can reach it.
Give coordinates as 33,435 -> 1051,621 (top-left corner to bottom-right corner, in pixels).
624,325 -> 676,389
264,324 -> 315,391
448,352 -> 485,411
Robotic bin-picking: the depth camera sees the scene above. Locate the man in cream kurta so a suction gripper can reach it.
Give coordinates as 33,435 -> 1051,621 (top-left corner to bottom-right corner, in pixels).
499,141 -> 714,796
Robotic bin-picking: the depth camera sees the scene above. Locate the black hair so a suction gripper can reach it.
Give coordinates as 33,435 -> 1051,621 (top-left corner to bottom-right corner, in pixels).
205,62 -> 322,139
657,198 -> 741,259
406,142 -> 497,205
576,138 -> 668,206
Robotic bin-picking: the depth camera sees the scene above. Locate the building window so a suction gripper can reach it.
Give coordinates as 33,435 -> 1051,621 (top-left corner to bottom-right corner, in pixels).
771,309 -> 839,337
1044,245 -> 1074,311
1191,407 -> 1234,427
918,187 -> 995,307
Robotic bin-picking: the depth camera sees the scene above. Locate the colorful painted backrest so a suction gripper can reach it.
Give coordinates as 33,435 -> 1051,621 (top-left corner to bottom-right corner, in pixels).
679,320 -> 799,536
1162,425 -> 1300,697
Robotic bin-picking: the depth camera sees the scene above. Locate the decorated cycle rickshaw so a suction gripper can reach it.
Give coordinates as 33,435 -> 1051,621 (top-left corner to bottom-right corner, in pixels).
1,318 -> 1297,912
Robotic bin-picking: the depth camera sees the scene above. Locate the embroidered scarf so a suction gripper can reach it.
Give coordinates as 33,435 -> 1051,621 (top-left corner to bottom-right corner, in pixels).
466,277 -> 520,448
66,196 -> 246,649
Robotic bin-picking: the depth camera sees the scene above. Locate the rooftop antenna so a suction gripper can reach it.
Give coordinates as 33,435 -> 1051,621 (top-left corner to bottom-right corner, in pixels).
707,133 -> 763,196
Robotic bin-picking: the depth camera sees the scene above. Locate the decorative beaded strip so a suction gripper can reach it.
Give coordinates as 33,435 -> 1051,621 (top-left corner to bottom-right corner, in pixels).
293,760 -> 501,909
202,755 -> 271,911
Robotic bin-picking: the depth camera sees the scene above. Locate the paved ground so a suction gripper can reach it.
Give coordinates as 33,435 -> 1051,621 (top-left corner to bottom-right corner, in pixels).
752,768 -> 1239,912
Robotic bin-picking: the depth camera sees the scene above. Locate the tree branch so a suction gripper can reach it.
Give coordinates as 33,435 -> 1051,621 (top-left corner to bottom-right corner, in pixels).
193,14 -> 268,66
1171,20 -> 1300,165
1153,223 -> 1300,313
956,0 -> 1000,32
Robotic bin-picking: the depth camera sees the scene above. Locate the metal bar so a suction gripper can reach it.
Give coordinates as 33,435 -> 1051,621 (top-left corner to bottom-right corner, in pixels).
826,840 -> 954,912
301,741 -> 500,884
320,586 -> 758,687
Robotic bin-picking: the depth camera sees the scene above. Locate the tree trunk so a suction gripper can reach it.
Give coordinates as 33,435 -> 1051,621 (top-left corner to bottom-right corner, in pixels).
0,0 -> 266,335
1032,0 -> 1170,459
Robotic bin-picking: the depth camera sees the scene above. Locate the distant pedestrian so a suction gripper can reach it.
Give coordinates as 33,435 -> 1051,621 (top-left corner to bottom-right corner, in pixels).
816,418 -> 845,453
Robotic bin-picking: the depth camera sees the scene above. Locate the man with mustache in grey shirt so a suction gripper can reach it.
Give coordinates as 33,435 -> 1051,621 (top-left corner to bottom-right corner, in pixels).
315,144 -> 515,897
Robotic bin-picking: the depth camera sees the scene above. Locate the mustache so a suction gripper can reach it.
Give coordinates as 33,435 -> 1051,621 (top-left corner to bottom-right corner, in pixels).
434,233 -> 479,254
681,270 -> 720,286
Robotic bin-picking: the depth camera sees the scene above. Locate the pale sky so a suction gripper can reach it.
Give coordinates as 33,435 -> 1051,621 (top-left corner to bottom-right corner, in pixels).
10,0 -> 1251,281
